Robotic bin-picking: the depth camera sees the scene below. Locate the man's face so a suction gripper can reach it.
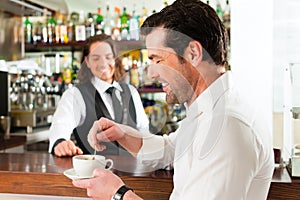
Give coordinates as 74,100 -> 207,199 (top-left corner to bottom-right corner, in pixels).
145,29 -> 197,105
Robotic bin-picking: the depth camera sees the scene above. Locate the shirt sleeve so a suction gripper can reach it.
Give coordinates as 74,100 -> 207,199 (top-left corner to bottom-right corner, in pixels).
48,87 -> 85,152
128,85 -> 149,132
137,131 -> 177,170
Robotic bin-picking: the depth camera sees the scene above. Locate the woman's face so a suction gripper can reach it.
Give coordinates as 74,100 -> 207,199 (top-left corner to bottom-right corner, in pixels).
85,41 -> 115,83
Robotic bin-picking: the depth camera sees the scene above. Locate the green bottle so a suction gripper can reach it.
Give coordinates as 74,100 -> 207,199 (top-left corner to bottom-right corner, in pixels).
96,7 -> 104,35
120,7 -> 129,40
47,15 -> 57,43
215,0 -> 223,19
24,17 -> 33,44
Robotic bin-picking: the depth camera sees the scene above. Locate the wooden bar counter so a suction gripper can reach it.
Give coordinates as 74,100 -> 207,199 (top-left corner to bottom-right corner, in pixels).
1,153 -> 300,199
0,153 -> 173,199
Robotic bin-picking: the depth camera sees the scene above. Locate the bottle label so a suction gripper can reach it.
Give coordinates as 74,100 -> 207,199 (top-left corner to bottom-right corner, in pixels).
75,25 -> 86,41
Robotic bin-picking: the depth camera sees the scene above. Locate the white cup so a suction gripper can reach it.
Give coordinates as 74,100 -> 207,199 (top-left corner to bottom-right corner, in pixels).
72,155 -> 113,177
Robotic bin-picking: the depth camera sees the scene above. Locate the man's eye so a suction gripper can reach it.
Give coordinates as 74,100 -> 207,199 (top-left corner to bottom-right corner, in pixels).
156,60 -> 162,64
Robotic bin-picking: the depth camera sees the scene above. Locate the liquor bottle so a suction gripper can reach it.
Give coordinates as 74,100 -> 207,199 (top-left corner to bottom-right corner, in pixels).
120,6 -> 129,40
111,6 -> 121,40
62,55 -> 72,85
55,11 -> 63,43
129,7 -> 139,40
95,7 -> 104,35
130,58 -> 140,88
60,16 -> 68,43
223,0 -> 230,42
41,10 -> 48,43
47,15 -> 57,43
75,11 -> 86,41
33,21 -> 42,44
223,0 -> 230,29
67,13 -> 78,42
215,0 -> 223,19
24,17 -> 33,44
86,12 -> 95,39
139,6 -> 148,27
104,4 -> 113,36
42,20 -> 48,43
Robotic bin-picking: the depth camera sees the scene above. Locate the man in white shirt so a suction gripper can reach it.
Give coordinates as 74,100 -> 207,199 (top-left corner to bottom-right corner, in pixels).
72,0 -> 274,199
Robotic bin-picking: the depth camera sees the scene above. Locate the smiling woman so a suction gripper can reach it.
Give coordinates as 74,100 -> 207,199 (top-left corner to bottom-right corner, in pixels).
48,34 -> 149,157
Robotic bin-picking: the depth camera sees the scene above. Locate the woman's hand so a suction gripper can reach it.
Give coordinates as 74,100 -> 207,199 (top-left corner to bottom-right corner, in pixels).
54,140 -> 83,157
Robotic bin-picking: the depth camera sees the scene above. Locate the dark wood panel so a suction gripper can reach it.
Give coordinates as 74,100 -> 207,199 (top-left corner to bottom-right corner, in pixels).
268,183 -> 300,200
0,172 -> 87,197
0,136 -> 26,150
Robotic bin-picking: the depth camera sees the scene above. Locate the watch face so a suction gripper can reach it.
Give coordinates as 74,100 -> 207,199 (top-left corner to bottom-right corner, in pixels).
113,193 -> 122,200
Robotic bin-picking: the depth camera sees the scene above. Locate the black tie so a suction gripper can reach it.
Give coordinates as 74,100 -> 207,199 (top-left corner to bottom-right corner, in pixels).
106,87 -> 123,123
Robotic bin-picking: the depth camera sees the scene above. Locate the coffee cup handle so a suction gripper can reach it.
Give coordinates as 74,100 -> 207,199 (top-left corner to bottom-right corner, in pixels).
105,159 -> 113,170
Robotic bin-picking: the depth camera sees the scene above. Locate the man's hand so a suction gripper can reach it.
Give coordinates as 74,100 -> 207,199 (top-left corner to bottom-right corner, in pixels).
54,140 -> 83,157
72,168 -> 124,200
88,118 -> 125,152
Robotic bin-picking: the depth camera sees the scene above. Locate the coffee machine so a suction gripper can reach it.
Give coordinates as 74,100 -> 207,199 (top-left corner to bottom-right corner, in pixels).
9,71 -> 58,133
0,71 -> 11,139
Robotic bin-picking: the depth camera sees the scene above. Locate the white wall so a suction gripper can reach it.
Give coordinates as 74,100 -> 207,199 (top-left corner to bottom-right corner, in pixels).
273,0 -> 300,160
231,0 -> 273,135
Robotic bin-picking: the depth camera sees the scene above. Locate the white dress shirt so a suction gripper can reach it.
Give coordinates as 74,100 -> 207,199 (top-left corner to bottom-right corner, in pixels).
48,77 -> 149,152
137,72 -> 274,200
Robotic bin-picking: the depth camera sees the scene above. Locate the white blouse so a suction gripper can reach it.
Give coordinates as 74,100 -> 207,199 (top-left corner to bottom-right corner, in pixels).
48,77 -> 149,152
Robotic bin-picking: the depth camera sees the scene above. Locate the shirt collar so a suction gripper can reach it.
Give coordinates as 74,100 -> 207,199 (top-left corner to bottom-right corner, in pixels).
186,71 -> 233,120
91,77 -> 123,94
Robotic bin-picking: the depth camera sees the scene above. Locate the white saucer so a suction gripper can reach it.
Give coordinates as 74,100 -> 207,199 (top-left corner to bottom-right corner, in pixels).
63,168 -> 93,180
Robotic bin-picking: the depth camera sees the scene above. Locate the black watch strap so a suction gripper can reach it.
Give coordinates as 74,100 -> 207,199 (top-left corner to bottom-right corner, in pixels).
111,185 -> 134,200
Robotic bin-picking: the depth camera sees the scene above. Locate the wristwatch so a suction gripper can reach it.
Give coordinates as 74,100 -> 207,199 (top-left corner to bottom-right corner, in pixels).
111,185 -> 134,200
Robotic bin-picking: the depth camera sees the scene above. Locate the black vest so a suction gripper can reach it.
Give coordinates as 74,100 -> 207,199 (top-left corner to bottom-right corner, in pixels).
73,81 -> 137,156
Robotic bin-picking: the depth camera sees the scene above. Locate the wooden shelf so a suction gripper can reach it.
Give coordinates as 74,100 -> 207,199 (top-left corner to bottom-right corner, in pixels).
25,40 -> 145,53
138,87 -> 164,93
25,41 -> 85,52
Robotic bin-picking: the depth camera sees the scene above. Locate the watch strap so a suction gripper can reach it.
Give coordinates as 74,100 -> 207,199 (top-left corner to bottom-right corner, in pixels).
112,185 -> 134,200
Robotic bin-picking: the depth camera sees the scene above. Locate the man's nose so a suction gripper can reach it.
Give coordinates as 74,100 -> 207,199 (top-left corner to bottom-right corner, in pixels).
147,64 -> 160,80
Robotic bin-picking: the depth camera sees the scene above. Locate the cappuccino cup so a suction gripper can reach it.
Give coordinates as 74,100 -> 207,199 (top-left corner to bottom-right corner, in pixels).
72,155 -> 113,177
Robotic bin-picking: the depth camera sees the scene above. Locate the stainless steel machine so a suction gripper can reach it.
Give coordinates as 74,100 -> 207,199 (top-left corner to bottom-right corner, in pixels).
9,70 -> 60,133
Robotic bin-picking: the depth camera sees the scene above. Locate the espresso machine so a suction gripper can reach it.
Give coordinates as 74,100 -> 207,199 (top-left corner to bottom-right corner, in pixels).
0,71 -> 11,139
9,69 -> 59,133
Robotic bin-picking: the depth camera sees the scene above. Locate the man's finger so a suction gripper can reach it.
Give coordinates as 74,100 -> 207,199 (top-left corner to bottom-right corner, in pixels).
72,179 -> 91,189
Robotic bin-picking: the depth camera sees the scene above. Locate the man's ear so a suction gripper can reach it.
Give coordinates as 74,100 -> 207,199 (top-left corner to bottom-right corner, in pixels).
186,40 -> 203,66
